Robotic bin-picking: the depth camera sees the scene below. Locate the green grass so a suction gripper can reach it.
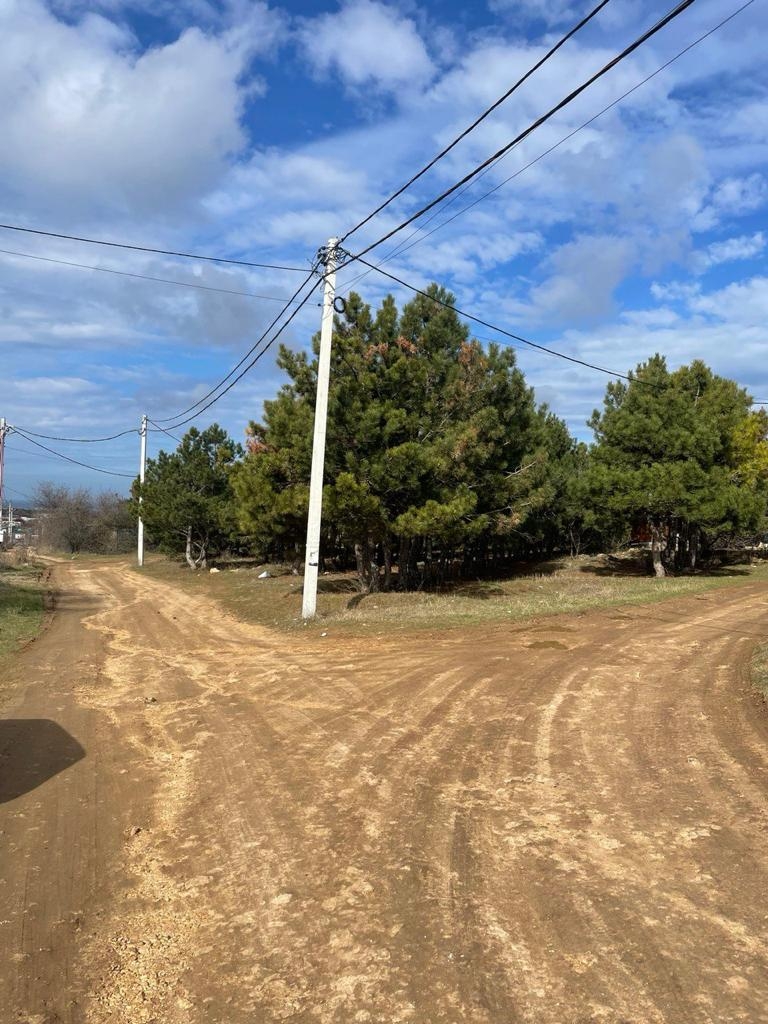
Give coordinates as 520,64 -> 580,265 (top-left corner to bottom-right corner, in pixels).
0,561 -> 46,661
137,553 -> 768,637
752,641 -> 768,701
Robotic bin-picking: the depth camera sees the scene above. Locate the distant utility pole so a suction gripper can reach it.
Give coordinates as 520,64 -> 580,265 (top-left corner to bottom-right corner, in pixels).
7,503 -> 12,544
137,414 -> 147,567
302,238 -> 339,619
0,418 -> 7,531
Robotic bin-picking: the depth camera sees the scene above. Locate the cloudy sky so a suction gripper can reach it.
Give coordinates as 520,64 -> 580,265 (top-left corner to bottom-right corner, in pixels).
1,0 -> 766,499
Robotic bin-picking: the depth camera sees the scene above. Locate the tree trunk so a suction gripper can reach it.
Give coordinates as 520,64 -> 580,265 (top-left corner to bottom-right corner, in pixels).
185,526 -> 196,569
383,540 -> 392,591
689,526 -> 699,571
398,536 -> 411,591
354,536 -> 379,593
651,524 -> 666,578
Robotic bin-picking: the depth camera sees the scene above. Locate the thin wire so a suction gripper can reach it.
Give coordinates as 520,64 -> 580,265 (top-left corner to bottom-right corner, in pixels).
339,0 -> 613,244
375,0 -> 757,268
9,429 -> 135,478
162,278 -> 324,431
148,420 -> 183,444
345,0 -> 697,266
0,223 -> 309,273
0,248 -> 309,305
349,255 -> 663,388
154,263 -> 322,423
4,486 -> 35,505
338,0 -> 744,293
12,424 -> 137,443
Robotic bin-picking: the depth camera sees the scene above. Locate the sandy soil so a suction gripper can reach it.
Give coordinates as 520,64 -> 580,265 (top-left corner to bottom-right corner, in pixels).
1,558 -> 767,1023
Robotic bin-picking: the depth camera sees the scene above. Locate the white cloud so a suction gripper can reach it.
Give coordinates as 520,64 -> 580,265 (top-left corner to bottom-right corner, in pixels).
14,376 -> 99,396
297,0 -> 434,92
0,0 -> 282,218
694,173 -> 768,230
487,0 -> 580,26
527,234 -> 635,324
694,231 -> 765,272
650,280 -> 701,303
689,276 -> 768,324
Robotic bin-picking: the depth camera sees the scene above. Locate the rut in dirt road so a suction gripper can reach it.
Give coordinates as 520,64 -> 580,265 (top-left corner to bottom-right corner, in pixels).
1,560 -> 768,1024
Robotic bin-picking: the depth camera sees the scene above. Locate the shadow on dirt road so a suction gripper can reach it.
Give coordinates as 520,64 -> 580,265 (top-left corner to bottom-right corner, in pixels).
0,718 -> 85,802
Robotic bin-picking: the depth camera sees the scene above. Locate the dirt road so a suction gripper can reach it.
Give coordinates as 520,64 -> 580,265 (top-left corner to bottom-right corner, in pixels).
1,559 -> 767,1023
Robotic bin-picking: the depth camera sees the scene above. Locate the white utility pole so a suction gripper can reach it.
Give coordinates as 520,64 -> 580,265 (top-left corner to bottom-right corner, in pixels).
137,414 -> 148,567
0,418 -> 6,527
302,238 -> 339,619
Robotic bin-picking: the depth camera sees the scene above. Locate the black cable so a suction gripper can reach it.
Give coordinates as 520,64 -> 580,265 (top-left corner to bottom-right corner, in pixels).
162,277 -> 324,430
348,254 -> 663,388
345,0 -> 697,265
147,421 -> 183,444
10,429 -> 135,478
339,0 -> 613,244
154,263 -> 322,423
376,0 -> 757,268
12,424 -> 137,443
0,248 -> 308,305
337,1 -> 752,296
4,486 -> 35,505
0,223 -> 308,272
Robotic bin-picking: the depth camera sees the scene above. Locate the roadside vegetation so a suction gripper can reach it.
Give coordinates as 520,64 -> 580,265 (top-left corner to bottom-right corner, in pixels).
0,552 -> 46,662
139,553 -> 768,636
753,641 -> 768,702
130,287 -> 768,592
25,289 -> 768,600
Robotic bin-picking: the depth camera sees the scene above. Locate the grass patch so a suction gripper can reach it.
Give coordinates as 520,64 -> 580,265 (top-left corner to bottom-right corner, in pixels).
0,561 -> 46,662
137,553 -> 768,637
752,642 -> 768,702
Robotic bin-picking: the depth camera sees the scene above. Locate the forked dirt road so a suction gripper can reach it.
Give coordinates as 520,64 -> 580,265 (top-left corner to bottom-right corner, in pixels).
1,559 -> 768,1023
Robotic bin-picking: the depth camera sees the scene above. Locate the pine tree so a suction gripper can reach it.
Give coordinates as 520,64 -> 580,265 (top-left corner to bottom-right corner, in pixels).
588,356 -> 768,575
133,425 -> 241,569
233,288 -> 575,590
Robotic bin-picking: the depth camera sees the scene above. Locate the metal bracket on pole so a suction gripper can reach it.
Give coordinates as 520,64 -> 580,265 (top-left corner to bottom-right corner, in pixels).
301,238 -> 339,619
137,414 -> 147,568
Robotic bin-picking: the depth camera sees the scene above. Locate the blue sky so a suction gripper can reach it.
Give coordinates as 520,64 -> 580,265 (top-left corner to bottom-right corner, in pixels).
1,0 -> 766,500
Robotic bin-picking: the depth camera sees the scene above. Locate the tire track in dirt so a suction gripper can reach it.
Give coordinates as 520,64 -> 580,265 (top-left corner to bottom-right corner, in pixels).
2,559 -> 767,1023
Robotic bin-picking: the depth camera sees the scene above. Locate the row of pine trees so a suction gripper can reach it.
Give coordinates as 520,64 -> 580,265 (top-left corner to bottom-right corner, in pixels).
134,285 -> 768,586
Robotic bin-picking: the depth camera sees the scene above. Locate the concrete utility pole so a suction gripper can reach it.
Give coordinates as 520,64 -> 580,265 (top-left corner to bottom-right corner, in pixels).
137,414 -> 148,568
0,418 -> 6,521
302,238 -> 339,619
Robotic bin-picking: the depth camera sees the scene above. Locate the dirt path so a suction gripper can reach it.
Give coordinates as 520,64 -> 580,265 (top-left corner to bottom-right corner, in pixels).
1,559 -> 767,1023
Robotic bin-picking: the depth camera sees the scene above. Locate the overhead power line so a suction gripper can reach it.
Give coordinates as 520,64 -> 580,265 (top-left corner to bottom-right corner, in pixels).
345,0 -> 698,266
10,428 -> 135,478
338,0 -> 756,294
12,424 -> 137,443
154,263 -> 322,425
339,0 -> 613,244
148,420 -> 183,444
161,278 -> 324,430
0,248 -> 308,305
4,486 -> 35,505
0,223 -> 308,273
348,254 -> 662,388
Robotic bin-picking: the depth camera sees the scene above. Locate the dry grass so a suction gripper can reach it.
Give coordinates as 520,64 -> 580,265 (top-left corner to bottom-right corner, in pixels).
0,557 -> 46,661
752,642 -> 768,702
136,552 -> 768,637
